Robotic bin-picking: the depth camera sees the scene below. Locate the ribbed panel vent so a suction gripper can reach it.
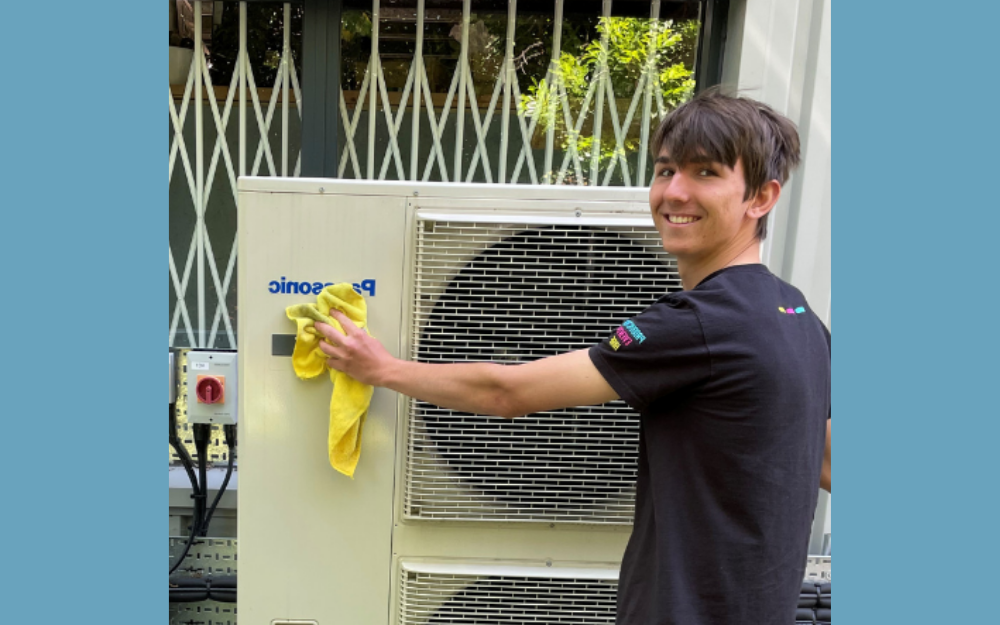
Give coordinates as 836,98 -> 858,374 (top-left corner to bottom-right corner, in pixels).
406,221 -> 680,523
399,569 -> 618,625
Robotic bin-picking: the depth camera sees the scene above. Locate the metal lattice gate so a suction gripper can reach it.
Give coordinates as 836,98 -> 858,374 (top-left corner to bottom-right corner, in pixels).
168,0 -> 704,350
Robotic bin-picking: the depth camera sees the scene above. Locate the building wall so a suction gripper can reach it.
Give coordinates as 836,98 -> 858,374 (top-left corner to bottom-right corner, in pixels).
723,0 -> 832,551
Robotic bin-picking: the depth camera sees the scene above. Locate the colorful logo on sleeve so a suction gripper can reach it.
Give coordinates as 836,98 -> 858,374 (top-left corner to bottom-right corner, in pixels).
778,306 -> 807,315
608,320 -> 648,351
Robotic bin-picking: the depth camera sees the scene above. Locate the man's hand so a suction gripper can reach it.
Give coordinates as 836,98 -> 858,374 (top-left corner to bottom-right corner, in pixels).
315,310 -> 397,387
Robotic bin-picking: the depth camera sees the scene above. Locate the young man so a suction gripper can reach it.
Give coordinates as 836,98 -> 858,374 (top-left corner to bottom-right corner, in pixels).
316,92 -> 831,624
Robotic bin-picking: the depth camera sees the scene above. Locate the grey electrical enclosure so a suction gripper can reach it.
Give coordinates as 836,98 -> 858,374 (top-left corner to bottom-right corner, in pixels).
185,351 -> 238,425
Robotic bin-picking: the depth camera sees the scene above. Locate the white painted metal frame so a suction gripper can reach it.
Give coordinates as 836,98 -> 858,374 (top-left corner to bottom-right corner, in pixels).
169,1 -> 301,349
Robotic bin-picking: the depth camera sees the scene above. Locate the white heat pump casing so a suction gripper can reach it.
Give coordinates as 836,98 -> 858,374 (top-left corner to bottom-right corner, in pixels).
238,178 -> 672,625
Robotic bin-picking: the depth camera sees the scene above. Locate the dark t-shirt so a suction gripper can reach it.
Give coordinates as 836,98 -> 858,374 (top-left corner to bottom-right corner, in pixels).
589,264 -> 830,625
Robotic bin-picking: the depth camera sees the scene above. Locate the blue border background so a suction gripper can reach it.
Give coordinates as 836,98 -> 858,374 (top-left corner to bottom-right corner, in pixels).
0,0 -> 162,619
3,0 -> 996,621
839,0 -> 1000,622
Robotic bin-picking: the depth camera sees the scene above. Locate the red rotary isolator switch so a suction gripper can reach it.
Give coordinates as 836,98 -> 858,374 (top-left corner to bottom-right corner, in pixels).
195,375 -> 225,404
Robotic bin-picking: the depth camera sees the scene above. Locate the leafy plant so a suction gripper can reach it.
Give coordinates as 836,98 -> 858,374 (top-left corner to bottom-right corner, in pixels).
520,17 -> 699,183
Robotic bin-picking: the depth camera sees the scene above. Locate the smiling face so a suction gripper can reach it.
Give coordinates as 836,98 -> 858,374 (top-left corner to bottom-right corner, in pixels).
644,92 -> 801,285
649,151 -> 765,262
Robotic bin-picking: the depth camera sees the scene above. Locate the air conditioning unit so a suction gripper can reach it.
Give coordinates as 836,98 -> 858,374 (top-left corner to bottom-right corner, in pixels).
237,178 -> 681,624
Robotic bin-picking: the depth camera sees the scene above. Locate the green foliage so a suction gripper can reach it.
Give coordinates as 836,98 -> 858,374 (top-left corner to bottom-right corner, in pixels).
341,11 -> 373,42
520,17 -> 699,182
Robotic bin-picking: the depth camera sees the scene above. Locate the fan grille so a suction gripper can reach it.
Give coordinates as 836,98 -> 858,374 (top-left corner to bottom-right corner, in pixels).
406,220 -> 680,523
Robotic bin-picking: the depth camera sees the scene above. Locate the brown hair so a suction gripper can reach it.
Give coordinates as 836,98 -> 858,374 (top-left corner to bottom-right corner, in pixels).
650,89 -> 801,240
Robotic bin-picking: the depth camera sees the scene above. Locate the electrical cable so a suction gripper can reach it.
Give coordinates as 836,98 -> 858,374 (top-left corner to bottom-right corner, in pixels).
170,423 -> 212,575
198,424 -> 236,537
169,403 -> 200,497
169,400 -> 205,576
169,574 -> 237,603
169,518 -> 202,575
192,424 -> 212,535
170,423 -> 238,575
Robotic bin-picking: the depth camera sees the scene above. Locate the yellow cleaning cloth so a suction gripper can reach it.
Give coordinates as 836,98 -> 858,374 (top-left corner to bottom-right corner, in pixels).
285,283 -> 374,478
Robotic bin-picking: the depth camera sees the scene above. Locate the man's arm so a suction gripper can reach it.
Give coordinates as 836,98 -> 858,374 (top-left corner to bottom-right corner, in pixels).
316,310 -> 619,418
820,419 -> 831,492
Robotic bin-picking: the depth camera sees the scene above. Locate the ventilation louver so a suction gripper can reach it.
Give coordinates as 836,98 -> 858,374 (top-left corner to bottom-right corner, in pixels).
400,566 -> 618,625
406,221 -> 681,523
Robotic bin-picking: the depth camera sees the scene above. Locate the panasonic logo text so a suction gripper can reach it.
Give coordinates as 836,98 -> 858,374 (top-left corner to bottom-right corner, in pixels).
268,277 -> 376,297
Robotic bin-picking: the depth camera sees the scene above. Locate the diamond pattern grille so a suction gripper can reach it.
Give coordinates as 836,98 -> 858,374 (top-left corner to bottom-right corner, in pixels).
169,1 -> 696,350
169,2 -> 301,349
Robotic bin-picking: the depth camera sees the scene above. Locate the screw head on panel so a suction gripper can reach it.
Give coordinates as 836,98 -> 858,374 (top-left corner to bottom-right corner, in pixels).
575,209 -> 582,217
319,187 -> 325,193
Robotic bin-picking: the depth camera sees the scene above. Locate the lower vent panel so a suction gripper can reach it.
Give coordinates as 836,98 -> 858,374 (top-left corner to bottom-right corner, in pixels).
400,567 -> 618,625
